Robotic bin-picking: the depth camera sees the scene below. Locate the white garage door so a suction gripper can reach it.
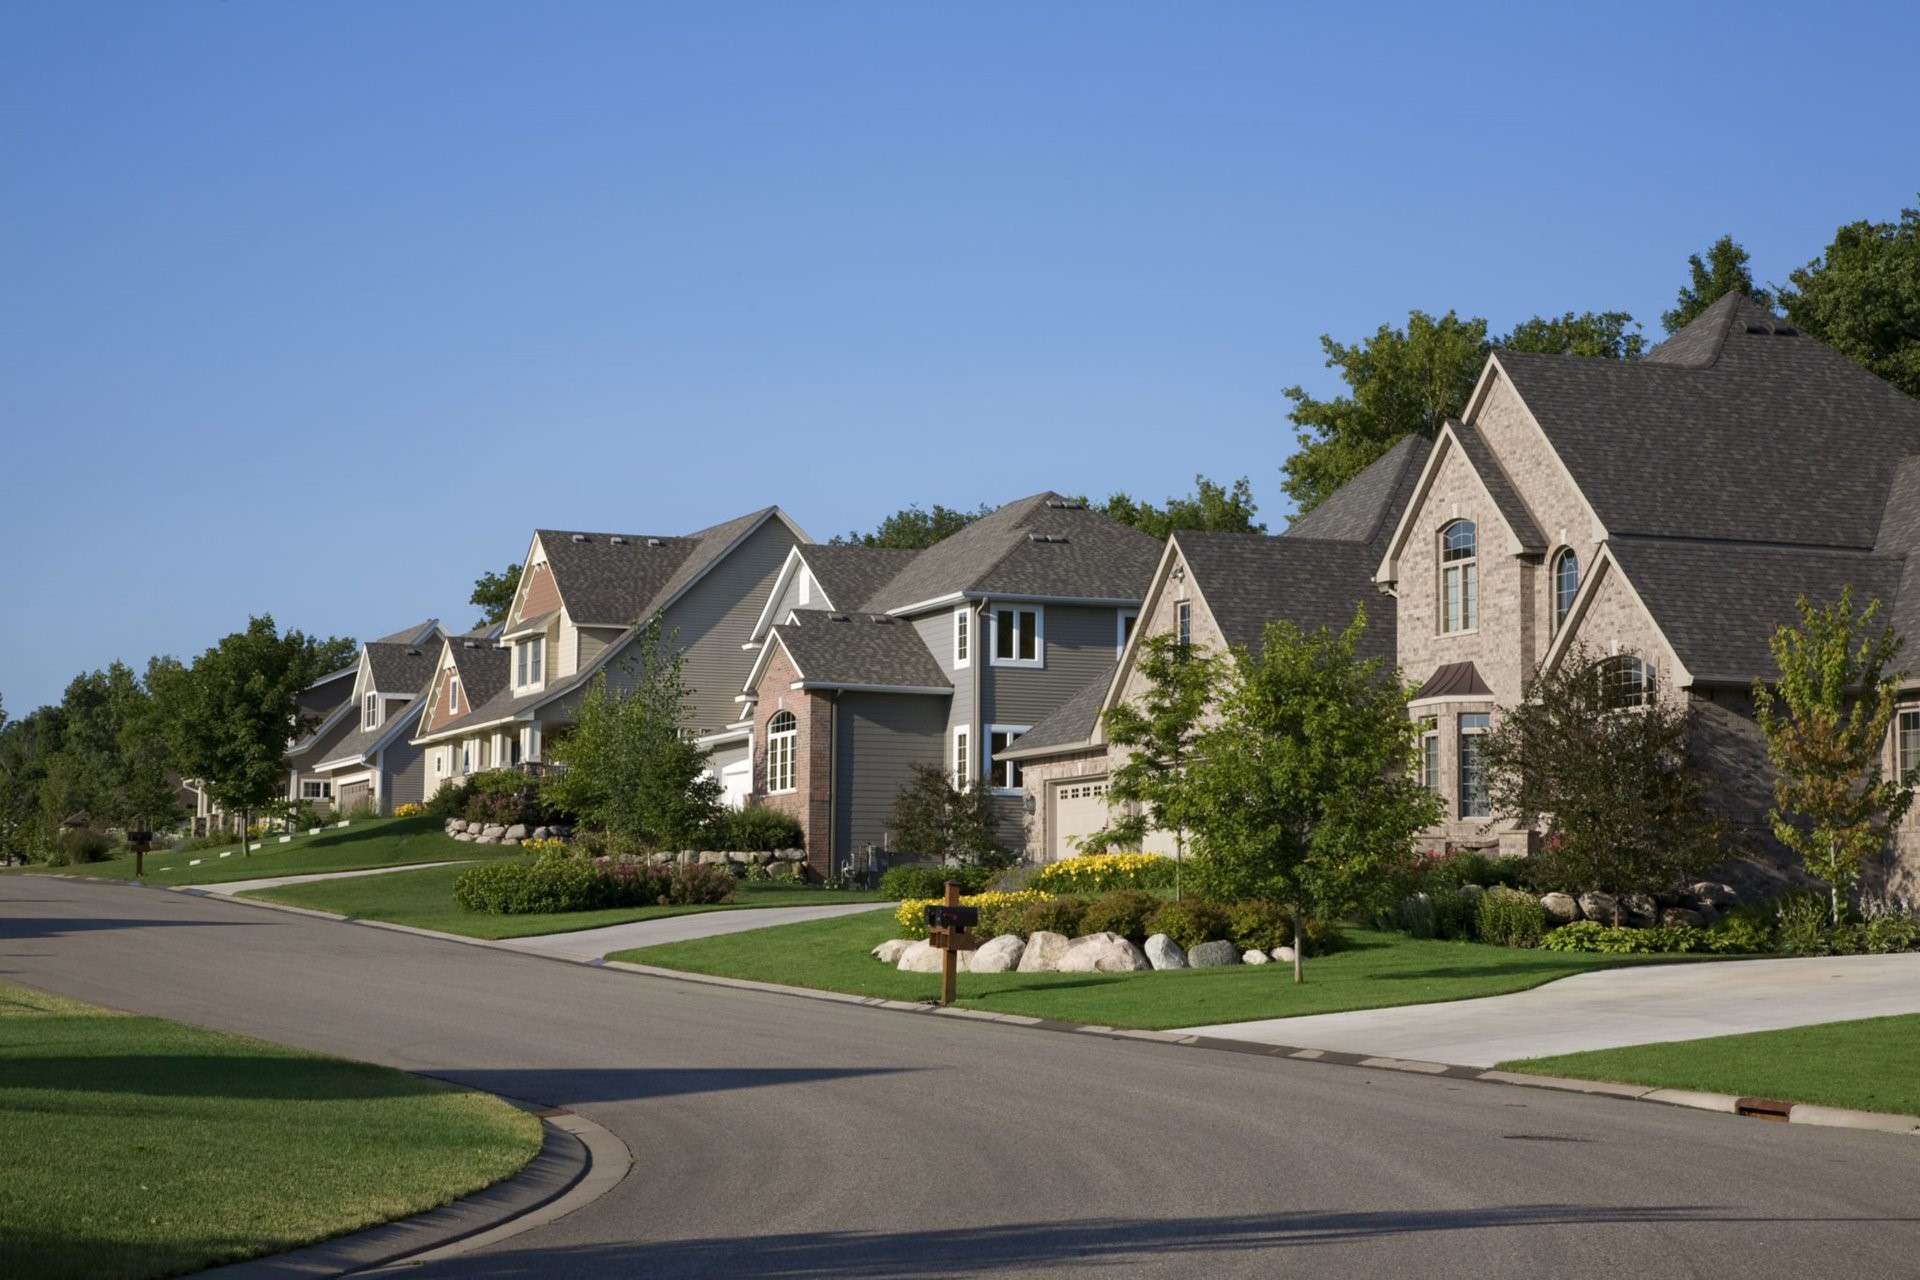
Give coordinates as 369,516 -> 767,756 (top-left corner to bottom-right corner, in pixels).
1050,778 -> 1111,860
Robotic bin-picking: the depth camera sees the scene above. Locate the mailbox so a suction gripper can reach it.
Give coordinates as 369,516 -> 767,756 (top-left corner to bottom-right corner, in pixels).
923,905 -> 979,932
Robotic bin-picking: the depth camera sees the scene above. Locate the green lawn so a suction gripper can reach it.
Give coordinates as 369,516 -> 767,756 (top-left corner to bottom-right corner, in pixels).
0,982 -> 541,1280
1499,1014 -> 1920,1117
241,862 -> 890,939
18,815 -> 509,886
614,910 -> 1710,1029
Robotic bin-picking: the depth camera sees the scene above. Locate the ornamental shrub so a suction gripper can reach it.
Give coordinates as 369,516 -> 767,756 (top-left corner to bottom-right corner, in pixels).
1774,888 -> 1836,956
878,864 -> 995,901
894,890 -> 1052,939
1705,914 -> 1773,955
1475,887 -> 1547,948
1142,898 -> 1230,950
1079,890 -> 1161,944
716,804 -> 805,853
393,802 -> 425,818
1031,853 -> 1176,896
1223,899 -> 1292,951
454,854 -> 605,915
1858,913 -> 1920,954
1005,895 -> 1090,940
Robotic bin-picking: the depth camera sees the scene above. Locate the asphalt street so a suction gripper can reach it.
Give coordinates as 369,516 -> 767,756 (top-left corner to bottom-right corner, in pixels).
5,876 -> 1917,1279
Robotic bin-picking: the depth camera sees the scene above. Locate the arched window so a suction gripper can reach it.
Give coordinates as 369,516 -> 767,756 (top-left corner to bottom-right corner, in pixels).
767,710 -> 798,793
1553,549 -> 1579,631
1602,655 -> 1651,709
1440,520 -> 1477,633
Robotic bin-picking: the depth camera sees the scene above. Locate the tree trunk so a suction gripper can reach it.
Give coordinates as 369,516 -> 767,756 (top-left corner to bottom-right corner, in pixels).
1292,908 -> 1304,985
242,806 -> 250,856
1174,828 -> 1184,902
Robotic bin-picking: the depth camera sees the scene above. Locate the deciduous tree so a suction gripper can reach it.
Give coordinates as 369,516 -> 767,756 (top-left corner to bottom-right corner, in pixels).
1662,234 -> 1771,333
1778,203 -> 1920,399
1096,476 -> 1265,539
832,503 -> 994,549
885,765 -> 1009,866
470,563 -> 524,627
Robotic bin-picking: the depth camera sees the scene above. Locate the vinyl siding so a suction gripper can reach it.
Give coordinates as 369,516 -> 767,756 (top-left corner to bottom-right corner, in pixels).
576,624 -> 621,678
981,604 -> 1123,727
832,692 -> 949,862
381,734 -> 429,810
660,517 -> 803,738
912,607 -> 977,741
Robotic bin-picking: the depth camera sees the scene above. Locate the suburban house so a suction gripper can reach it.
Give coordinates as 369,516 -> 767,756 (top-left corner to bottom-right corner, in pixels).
1001,436 -> 1425,862
1372,293 -> 1920,889
281,620 -> 444,815
739,493 -> 1164,877
412,507 -> 808,797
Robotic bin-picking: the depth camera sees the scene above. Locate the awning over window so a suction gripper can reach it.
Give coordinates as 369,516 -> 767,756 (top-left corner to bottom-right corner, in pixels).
1413,661 -> 1493,701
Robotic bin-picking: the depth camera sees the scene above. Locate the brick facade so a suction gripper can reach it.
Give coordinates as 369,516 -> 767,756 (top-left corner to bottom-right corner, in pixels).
750,643 -> 835,877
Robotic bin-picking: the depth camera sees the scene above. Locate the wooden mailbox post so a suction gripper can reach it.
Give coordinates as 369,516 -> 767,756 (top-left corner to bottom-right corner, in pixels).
923,880 -> 980,1006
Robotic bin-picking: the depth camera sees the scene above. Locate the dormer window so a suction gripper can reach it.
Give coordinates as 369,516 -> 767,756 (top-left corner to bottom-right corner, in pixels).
1552,549 -> 1579,632
363,692 -> 380,731
448,675 -> 461,716
1440,520 -> 1477,633
515,636 -> 545,690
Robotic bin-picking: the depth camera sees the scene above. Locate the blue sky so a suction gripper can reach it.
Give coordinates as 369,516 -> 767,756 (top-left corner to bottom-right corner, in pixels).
2,1 -> 1915,714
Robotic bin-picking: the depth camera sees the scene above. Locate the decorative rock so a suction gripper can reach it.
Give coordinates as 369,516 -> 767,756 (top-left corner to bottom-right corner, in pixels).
474,835 -> 500,845
448,819 -> 468,833
504,824 -> 531,841
1578,891 -> 1622,926
1016,930 -> 1071,973
970,934 -> 1026,973
1242,948 -> 1270,965
726,850 -> 753,865
697,851 -> 730,865
453,831 -> 475,842
1271,945 -> 1297,963
1058,932 -> 1151,973
1689,881 -> 1741,909
1539,892 -> 1582,925
1694,902 -> 1721,927
871,939 -> 913,964
531,826 -> 551,840
1621,891 -> 1659,928
1143,934 -> 1188,970
481,825 -> 509,840
897,940 -> 970,973
775,847 -> 805,862
1187,940 -> 1240,968
753,850 -> 776,865
1661,907 -> 1707,928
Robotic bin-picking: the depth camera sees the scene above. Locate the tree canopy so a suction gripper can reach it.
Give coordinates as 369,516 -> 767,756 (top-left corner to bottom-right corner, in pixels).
1281,309 -> 1644,514
471,563 -> 523,627
832,504 -> 994,550
1662,234 -> 1771,333
1093,476 -> 1265,538
1778,202 -> 1920,400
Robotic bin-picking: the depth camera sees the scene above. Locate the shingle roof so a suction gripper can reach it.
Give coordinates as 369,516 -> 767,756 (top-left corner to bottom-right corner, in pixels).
996,665 -> 1115,758
537,508 -> 784,626
1175,531 -> 1396,662
1283,434 -> 1426,550
799,545 -> 920,612
771,610 -> 954,691
372,619 -> 442,646
424,637 -> 513,736
1496,294 -> 1920,550
1607,537 -> 1906,683
859,493 -> 1163,613
364,641 -> 439,694
315,698 -> 429,770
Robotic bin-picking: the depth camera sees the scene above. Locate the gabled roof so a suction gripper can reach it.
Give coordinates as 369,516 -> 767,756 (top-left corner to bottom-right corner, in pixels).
418,636 -> 513,739
1494,293 -> 1920,551
802,545 -> 921,611
1448,421 -> 1547,553
1282,434 -> 1426,551
1177,531 -> 1395,662
534,507 -> 801,627
372,619 -> 442,646
1377,419 -> 1554,579
364,640 -> 439,694
765,610 -> 953,693
314,697 -> 431,772
859,492 -> 1162,613
1605,537 -> 1905,685
995,665 -> 1114,761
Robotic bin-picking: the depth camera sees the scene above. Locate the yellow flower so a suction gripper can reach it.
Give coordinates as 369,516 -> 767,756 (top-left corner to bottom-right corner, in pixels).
895,889 -> 1053,938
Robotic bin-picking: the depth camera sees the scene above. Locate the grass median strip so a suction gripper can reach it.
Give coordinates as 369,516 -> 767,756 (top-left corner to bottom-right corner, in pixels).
614,910 -> 1709,1029
241,864 -> 889,939
0,982 -> 542,1280
1498,1014 -> 1920,1117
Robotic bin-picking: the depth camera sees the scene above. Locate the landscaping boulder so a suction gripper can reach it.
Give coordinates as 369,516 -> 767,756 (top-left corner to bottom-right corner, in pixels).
1058,932 -> 1150,973
481,825 -> 508,840
775,847 -> 806,862
1539,892 -> 1581,925
726,850 -> 753,865
1694,902 -> 1721,926
752,850 -> 776,865
448,819 -> 468,833
504,824 -> 531,841
897,940 -> 970,973
1016,931 -> 1071,973
1271,945 -> 1297,964
1242,947 -> 1270,965
871,939 -> 913,965
474,835 -> 499,845
531,826 -> 551,840
970,934 -> 1026,973
452,831 -> 475,842
697,851 -> 729,866
1689,881 -> 1741,910
1143,934 -> 1187,970
1661,907 -> 1707,929
1187,940 -> 1240,968
1578,891 -> 1622,926
1621,891 -> 1659,929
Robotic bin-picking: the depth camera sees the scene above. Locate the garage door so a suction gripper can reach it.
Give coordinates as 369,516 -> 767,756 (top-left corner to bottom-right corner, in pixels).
337,780 -> 371,815
1049,778 -> 1111,860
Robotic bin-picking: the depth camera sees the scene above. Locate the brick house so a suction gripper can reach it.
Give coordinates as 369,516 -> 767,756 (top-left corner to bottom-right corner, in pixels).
1002,436 -> 1424,861
413,507 -> 807,797
739,494 -> 1163,877
1375,293 -> 1920,889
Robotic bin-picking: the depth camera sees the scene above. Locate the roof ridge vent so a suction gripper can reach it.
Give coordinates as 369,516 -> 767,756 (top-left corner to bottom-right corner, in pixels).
647,537 -> 664,547
463,640 -> 481,649
571,533 -> 588,543
609,535 -> 627,545
827,612 -> 850,622
868,614 -> 892,624
1045,499 -> 1087,510
1028,532 -> 1069,543
405,648 -> 421,657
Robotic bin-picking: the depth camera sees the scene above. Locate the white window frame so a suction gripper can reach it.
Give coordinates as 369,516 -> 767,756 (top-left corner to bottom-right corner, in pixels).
1440,520 -> 1478,635
797,568 -> 812,606
767,710 -> 798,794
990,607 -> 1044,668
1117,609 -> 1138,656
986,723 -> 1032,794
1176,600 -> 1192,648
460,744 -> 472,774
1418,716 -> 1440,797
300,780 -> 332,801
514,635 -> 545,691
433,750 -> 445,777
952,724 -> 972,786
448,675 -> 461,716
363,692 -> 380,731
953,606 -> 971,669
1899,708 -> 1920,783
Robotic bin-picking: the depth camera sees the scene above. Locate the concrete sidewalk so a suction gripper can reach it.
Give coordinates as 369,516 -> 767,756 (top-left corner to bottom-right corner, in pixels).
196,861 -> 473,896
497,902 -> 892,961
1173,951 -> 1920,1067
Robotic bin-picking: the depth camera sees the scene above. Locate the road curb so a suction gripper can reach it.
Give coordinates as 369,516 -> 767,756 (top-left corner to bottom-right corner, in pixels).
200,1101 -> 630,1278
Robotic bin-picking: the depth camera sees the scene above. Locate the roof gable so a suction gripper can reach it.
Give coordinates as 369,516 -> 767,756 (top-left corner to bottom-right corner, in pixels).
1282,433 -> 1426,550
765,610 -> 953,693
1377,419 -> 1550,581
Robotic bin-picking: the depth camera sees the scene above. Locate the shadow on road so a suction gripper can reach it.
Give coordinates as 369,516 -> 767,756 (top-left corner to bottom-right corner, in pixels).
0,917 -> 262,941
428,1065 -> 922,1107
404,1204 -> 1917,1277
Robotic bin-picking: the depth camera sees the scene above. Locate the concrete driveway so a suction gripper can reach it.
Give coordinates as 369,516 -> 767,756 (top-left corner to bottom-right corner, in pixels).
1175,952 -> 1920,1067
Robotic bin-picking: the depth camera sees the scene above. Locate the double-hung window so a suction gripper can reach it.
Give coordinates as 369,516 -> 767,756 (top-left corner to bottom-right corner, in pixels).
1899,710 -> 1919,782
447,675 -> 461,716
363,692 -> 380,730
515,636 -> 544,689
952,725 -> 971,786
1176,601 -> 1192,648
1117,610 -> 1138,655
954,607 -> 970,668
1419,717 -> 1441,796
1458,713 -> 1490,818
1441,521 -> 1477,633
767,711 -> 797,794
987,725 -> 1030,792
991,607 -> 1042,667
